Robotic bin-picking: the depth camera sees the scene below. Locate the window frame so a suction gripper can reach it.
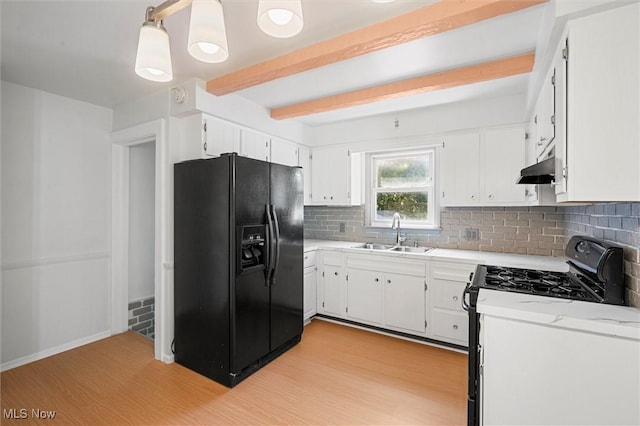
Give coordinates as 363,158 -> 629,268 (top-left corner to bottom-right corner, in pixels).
366,148 -> 439,230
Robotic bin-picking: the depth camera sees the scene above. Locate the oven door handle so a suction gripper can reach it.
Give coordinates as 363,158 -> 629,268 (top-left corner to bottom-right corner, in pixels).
462,281 -> 472,312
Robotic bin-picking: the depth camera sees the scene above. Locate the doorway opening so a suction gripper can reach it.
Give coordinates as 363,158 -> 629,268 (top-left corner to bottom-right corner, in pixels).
127,142 -> 156,339
111,118 -> 171,362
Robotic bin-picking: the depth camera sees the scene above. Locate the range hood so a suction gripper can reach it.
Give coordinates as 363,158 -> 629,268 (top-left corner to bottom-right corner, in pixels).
516,157 -> 555,184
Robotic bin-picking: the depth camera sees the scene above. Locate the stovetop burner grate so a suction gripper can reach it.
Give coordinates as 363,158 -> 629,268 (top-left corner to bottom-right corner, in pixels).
481,266 -> 603,302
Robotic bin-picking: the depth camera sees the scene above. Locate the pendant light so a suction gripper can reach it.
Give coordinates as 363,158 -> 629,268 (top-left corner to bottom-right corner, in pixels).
257,0 -> 304,38
135,7 -> 173,82
187,0 -> 229,63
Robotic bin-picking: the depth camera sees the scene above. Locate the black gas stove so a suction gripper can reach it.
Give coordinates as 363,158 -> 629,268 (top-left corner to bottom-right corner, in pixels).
463,235 -> 626,426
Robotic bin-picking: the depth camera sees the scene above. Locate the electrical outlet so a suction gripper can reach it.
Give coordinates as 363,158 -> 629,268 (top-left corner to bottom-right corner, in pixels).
339,223 -> 346,233
465,228 -> 479,241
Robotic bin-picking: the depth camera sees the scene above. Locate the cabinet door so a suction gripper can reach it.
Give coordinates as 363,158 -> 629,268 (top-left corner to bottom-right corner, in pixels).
271,138 -> 299,167
536,68 -> 556,159
384,273 -> 425,333
554,37 -> 568,196
440,133 -> 480,206
346,269 -> 383,324
311,147 -> 350,205
524,117 -> 539,202
204,117 -> 240,157
322,265 -> 343,317
480,127 -> 527,203
303,266 -> 317,321
298,145 -> 312,204
240,129 -> 270,162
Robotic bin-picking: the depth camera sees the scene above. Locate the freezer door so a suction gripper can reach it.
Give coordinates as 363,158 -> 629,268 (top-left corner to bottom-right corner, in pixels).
232,155 -> 271,373
269,163 -> 304,350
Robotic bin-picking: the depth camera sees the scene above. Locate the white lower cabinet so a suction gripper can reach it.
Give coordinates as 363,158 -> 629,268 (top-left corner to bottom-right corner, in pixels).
317,252 -> 346,317
480,314 -> 640,425
345,254 -> 427,335
316,250 -> 479,345
384,273 -> 426,334
346,268 -> 383,324
428,261 -> 476,346
303,251 -> 317,322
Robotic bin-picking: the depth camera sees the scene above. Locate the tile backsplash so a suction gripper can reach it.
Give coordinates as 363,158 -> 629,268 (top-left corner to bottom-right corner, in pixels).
304,203 -> 640,308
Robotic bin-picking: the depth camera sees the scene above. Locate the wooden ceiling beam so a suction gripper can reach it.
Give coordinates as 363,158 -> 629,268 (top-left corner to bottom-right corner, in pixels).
206,0 -> 547,96
269,52 -> 535,120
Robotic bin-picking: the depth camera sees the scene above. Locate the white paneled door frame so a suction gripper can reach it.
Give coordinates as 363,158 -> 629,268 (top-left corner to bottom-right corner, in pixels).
111,119 -> 170,362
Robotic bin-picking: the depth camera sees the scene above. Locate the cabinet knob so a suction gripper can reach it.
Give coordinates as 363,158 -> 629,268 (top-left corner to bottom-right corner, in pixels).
471,195 -> 476,199
323,196 -> 327,200
488,194 -> 494,199
334,272 -> 338,276
374,278 -> 379,282
330,196 -> 334,200
453,296 -> 458,301
304,256 -> 308,260
453,324 -> 459,330
387,279 -> 391,284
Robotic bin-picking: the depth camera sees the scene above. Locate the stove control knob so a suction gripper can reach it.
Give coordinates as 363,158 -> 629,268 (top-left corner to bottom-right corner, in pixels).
576,241 -> 590,255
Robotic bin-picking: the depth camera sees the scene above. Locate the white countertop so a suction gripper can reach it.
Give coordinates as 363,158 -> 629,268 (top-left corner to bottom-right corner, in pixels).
303,239 -> 568,272
477,289 -> 640,340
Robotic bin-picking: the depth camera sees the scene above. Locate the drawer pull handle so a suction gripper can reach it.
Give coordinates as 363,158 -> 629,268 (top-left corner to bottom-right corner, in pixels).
453,324 -> 459,330
453,296 -> 458,301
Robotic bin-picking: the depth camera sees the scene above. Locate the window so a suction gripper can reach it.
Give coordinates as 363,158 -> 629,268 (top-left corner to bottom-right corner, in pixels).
367,149 -> 437,229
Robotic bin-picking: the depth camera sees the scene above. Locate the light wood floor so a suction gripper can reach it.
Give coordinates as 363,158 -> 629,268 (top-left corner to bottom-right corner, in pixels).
1,320 -> 467,425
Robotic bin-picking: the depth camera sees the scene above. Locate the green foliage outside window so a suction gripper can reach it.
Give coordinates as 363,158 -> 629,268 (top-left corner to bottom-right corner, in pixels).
376,192 -> 428,220
375,155 -> 430,221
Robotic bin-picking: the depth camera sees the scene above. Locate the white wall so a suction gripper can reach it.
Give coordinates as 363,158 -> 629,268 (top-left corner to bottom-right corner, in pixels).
128,142 -> 155,302
310,93 -> 527,148
1,81 -> 113,370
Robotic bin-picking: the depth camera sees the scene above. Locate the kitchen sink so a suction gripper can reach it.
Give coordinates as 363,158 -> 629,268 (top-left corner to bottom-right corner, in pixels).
351,243 -> 395,250
389,246 -> 432,253
350,243 -> 432,253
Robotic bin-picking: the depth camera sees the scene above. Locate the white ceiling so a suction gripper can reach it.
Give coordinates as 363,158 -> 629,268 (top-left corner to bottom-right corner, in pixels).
0,0 -> 546,126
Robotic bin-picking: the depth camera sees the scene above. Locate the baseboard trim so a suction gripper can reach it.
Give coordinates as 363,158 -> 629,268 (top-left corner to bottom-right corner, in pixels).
0,330 -> 111,372
314,316 -> 468,354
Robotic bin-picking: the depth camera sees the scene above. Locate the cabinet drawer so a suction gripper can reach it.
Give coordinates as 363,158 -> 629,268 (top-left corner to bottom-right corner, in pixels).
347,255 -> 425,277
432,261 -> 477,282
431,310 -> 468,344
432,281 -> 466,311
303,251 -> 316,269
322,252 -> 344,267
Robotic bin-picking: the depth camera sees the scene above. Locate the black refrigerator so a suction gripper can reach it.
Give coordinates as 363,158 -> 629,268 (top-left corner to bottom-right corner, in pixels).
174,153 -> 304,387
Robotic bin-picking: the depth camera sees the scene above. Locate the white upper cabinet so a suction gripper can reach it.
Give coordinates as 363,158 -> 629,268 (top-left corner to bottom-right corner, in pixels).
440,133 -> 481,206
480,127 -> 527,204
310,146 -> 360,206
554,3 -> 640,202
441,127 -> 527,206
297,145 -> 312,205
270,137 -> 299,167
179,114 -> 240,160
240,129 -> 270,162
535,68 -> 556,160
203,116 -> 240,157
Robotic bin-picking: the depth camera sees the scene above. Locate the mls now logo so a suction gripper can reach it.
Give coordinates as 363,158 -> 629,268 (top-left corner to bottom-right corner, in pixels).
3,408 -> 57,419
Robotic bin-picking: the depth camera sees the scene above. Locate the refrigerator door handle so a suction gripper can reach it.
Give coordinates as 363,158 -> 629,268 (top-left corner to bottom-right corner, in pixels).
270,204 -> 281,286
265,204 -> 276,285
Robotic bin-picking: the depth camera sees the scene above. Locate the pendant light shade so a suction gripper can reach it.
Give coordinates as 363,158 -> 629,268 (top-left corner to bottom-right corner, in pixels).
257,0 -> 303,38
187,0 -> 229,63
135,21 -> 173,82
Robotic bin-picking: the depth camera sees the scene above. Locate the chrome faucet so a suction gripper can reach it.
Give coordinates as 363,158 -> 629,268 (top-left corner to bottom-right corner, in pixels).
391,212 -> 405,246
